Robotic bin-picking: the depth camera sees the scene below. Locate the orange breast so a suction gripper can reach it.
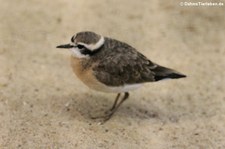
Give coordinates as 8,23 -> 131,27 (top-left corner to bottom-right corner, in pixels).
70,56 -> 109,92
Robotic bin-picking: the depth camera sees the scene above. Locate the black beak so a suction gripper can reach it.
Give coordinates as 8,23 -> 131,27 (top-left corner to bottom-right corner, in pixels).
56,44 -> 74,49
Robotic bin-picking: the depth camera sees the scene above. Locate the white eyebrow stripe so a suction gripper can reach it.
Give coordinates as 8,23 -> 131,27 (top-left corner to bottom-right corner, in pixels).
78,36 -> 105,51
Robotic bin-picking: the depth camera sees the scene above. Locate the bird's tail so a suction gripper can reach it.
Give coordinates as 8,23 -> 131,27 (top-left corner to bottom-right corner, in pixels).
152,65 -> 186,81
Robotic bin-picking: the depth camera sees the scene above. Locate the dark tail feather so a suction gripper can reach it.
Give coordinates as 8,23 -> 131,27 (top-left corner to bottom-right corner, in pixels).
153,65 -> 186,81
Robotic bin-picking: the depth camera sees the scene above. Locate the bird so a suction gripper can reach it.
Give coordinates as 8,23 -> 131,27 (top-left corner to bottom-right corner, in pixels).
56,31 -> 186,122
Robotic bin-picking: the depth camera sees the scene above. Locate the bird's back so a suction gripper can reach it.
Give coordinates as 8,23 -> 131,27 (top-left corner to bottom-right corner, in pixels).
91,37 -> 185,87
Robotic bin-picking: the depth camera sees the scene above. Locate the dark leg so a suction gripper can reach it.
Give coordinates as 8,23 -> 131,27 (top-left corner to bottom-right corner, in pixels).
110,93 -> 121,111
103,92 -> 129,122
90,92 -> 129,122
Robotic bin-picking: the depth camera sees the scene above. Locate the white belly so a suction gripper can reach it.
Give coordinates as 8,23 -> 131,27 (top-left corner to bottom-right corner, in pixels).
103,84 -> 143,93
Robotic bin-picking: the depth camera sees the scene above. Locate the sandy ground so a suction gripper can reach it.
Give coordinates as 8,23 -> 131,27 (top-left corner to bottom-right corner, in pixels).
1,0 -> 225,148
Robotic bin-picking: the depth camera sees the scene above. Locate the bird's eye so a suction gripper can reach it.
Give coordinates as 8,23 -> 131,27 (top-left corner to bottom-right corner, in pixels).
77,44 -> 84,49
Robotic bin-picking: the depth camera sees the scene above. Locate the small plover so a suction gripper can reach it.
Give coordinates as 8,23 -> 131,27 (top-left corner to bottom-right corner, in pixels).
57,31 -> 186,121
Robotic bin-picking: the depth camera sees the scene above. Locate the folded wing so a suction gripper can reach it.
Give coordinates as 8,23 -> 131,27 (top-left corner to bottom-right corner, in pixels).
93,46 -> 186,86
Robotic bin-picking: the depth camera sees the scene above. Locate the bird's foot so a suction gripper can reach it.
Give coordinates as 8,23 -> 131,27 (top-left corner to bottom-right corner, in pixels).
90,110 -> 115,124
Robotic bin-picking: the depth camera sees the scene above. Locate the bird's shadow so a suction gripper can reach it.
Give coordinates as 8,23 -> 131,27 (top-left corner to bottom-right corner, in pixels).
53,92 -> 163,123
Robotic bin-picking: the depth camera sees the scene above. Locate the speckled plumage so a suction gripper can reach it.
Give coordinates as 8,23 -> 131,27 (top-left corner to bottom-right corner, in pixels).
57,31 -> 186,122
77,37 -> 185,87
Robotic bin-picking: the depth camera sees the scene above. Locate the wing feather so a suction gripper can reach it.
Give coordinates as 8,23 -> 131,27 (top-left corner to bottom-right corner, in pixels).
93,46 -> 156,86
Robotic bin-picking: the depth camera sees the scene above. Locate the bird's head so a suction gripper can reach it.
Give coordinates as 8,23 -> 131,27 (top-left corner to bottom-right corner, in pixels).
57,31 -> 105,58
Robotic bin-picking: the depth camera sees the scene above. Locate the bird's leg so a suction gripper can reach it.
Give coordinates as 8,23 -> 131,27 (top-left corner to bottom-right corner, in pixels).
103,92 -> 129,122
109,93 -> 121,111
90,92 -> 129,122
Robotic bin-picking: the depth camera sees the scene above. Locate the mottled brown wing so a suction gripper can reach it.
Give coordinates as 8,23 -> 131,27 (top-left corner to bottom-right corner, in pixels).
93,46 -> 156,86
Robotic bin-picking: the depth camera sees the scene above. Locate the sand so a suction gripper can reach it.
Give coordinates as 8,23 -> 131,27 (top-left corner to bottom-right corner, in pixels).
0,0 -> 225,148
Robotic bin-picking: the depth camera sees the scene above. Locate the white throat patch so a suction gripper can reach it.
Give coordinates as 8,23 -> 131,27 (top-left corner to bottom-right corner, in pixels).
78,36 -> 105,51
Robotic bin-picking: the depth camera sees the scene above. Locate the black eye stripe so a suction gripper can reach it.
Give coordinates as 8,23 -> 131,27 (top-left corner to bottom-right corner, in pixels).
80,47 -> 102,56
80,49 -> 93,55
77,44 -> 85,49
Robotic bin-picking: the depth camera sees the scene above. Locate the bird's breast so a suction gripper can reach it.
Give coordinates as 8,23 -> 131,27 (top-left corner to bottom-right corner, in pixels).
70,56 -> 109,92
